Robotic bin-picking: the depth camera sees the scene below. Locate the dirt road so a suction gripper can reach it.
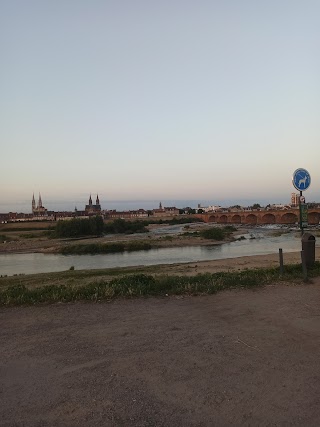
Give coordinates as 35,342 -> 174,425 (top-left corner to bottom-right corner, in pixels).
1,280 -> 320,426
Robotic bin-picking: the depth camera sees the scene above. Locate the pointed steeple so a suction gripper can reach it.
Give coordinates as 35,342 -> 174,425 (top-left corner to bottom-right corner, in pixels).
159,201 -> 162,210
96,194 -> 100,205
38,193 -> 42,208
32,193 -> 36,212
89,194 -> 92,206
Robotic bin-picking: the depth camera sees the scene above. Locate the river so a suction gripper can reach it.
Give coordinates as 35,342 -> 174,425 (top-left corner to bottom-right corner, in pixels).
0,228 -> 305,276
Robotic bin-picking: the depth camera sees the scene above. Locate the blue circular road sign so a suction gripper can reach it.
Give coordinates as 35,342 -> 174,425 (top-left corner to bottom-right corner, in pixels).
292,168 -> 311,191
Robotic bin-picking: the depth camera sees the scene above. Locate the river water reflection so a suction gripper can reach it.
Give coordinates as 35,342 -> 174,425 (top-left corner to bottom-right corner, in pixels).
0,230 -> 304,276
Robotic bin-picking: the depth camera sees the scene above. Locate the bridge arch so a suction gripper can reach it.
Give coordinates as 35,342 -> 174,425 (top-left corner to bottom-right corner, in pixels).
281,213 -> 298,224
245,214 -> 257,225
231,214 -> 241,224
308,212 -> 320,225
218,215 -> 228,224
208,215 -> 216,222
261,213 -> 276,224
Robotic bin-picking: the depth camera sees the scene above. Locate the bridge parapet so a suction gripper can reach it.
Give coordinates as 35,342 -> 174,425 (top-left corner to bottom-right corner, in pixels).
194,208 -> 320,225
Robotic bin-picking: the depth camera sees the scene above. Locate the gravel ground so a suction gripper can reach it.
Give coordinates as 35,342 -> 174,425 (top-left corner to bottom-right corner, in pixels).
1,280 -> 320,426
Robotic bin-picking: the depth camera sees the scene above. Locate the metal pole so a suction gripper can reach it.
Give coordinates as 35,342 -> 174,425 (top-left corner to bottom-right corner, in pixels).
299,190 -> 303,236
279,248 -> 284,274
301,250 -> 308,282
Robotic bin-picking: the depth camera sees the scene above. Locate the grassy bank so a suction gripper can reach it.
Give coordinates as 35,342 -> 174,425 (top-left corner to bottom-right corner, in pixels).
1,262 -> 320,306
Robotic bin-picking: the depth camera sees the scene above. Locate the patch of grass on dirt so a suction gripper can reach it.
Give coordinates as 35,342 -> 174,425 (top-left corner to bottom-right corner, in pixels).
1,262 -> 320,306
270,230 -> 291,237
182,231 -> 200,237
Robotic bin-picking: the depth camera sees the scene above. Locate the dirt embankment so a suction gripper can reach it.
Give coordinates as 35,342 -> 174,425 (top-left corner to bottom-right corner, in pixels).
1,279 -> 320,426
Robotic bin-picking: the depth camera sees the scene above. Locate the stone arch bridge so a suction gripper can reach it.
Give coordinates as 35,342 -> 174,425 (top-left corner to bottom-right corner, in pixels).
194,208 -> 320,225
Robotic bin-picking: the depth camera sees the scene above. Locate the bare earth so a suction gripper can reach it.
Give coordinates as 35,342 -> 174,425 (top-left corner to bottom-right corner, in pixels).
1,279 -> 320,426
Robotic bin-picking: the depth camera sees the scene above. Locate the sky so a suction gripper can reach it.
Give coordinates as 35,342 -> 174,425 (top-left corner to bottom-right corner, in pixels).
1,0 -> 319,212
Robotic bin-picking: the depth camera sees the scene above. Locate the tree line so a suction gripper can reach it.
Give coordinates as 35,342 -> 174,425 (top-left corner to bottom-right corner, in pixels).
53,216 -> 204,238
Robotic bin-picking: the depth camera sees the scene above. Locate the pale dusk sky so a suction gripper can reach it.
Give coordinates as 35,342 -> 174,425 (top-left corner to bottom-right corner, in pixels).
1,0 -> 319,212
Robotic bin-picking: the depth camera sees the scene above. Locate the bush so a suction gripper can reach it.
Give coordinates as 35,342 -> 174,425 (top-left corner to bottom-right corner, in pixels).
224,225 -> 237,232
104,219 -> 148,234
200,228 -> 225,240
54,216 -> 104,238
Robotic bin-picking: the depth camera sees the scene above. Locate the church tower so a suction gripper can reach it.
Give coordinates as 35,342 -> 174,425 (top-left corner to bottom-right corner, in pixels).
32,194 -> 36,213
32,192 -> 47,216
85,194 -> 101,214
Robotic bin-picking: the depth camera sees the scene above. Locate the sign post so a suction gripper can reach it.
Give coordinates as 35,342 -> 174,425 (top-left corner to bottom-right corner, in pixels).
292,168 -> 311,235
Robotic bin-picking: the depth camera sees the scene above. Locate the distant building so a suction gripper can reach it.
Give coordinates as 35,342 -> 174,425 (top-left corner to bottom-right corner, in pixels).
0,213 -> 10,223
85,194 -> 101,215
198,205 -> 222,213
271,204 -> 290,210
153,205 -> 179,217
291,193 -> 299,207
106,209 -> 148,219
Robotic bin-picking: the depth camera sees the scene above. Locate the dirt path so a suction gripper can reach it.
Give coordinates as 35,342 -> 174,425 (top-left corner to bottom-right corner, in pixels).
1,279 -> 320,426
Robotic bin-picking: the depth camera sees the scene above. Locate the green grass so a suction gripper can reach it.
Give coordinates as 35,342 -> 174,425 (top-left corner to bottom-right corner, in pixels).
200,226 -> 237,240
1,262 -> 320,306
182,231 -> 200,237
161,236 -> 174,241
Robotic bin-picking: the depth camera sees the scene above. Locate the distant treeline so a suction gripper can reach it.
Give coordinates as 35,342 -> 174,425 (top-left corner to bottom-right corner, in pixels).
145,217 -> 204,225
53,216 -> 204,238
104,219 -> 148,234
54,216 -> 104,238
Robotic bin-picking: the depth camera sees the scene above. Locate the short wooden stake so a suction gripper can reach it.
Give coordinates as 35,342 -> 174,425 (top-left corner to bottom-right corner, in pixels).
279,248 -> 284,274
301,250 -> 308,282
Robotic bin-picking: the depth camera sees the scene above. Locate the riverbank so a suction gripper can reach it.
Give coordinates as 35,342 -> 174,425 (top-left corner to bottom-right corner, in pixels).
1,249 -> 320,291
0,222 -> 238,254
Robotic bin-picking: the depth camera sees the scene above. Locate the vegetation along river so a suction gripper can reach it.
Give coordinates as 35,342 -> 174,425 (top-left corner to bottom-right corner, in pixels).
0,230 -> 305,276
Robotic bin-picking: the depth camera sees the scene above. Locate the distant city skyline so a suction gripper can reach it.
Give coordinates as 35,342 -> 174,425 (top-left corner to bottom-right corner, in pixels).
1,1 -> 319,207
0,191 -> 319,214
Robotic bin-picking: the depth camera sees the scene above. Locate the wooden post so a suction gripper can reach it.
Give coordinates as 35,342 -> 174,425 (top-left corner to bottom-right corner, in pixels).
301,250 -> 308,282
279,248 -> 284,274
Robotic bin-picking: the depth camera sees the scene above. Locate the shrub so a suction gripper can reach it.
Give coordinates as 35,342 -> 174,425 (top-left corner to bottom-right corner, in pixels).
104,219 -> 148,234
54,216 -> 104,238
200,228 -> 225,240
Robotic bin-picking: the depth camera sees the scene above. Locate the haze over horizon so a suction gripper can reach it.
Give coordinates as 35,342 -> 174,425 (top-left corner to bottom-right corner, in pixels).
1,1 -> 319,210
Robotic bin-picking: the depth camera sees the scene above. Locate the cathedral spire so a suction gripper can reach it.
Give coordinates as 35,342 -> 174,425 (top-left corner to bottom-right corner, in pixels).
38,193 -> 42,208
89,194 -> 92,206
96,194 -> 100,205
32,193 -> 36,212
